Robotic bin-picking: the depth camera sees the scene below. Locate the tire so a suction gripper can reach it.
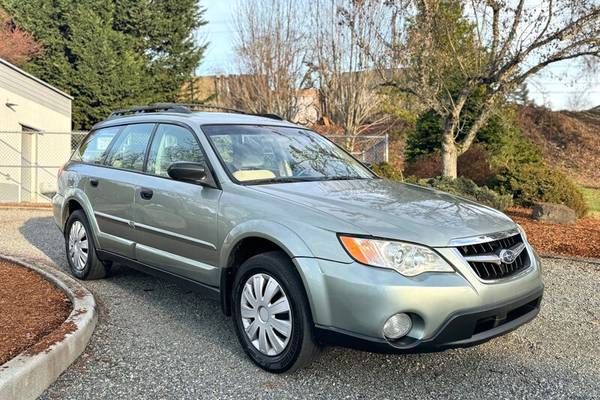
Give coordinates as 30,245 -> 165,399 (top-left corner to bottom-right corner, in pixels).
232,251 -> 320,373
64,209 -> 111,280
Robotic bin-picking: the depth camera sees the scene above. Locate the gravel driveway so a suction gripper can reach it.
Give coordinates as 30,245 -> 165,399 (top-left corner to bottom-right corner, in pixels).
1,209 -> 599,399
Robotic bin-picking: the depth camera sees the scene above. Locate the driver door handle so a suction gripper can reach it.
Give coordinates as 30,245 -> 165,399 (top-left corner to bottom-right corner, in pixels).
140,188 -> 154,200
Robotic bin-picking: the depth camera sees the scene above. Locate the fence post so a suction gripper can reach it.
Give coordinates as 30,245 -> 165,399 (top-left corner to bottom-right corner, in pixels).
32,131 -> 39,202
384,133 -> 389,163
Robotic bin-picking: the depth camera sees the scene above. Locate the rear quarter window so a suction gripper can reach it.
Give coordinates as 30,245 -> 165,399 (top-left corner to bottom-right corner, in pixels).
73,127 -> 120,164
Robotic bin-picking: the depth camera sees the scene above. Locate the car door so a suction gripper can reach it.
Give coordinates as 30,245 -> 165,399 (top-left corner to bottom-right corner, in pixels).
132,123 -> 222,287
84,123 -> 155,258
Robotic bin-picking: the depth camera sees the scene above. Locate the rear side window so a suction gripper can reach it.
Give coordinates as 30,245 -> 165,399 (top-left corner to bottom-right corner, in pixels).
104,124 -> 154,171
146,124 -> 204,177
74,127 -> 120,163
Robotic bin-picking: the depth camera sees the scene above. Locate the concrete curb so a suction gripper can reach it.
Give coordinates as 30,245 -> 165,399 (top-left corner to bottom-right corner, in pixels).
0,204 -> 52,210
0,254 -> 97,400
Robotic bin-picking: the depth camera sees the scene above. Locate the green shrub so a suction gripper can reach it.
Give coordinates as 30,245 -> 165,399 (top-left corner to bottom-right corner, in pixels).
415,176 -> 513,211
492,163 -> 588,217
581,187 -> 600,214
371,162 -> 403,180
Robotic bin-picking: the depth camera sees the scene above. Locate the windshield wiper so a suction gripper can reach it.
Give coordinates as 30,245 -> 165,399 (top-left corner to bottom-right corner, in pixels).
320,176 -> 368,181
246,177 -> 319,185
246,176 -> 369,185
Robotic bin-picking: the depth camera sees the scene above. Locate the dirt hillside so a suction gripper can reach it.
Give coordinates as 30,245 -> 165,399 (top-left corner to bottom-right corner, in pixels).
517,105 -> 600,188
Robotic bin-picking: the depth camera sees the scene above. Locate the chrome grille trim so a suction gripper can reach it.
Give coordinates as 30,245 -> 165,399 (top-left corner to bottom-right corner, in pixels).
455,231 -> 532,281
448,228 -> 519,247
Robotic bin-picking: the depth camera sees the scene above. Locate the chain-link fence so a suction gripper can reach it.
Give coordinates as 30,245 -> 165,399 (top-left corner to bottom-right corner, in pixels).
0,130 -> 87,203
324,134 -> 389,164
0,130 -> 388,204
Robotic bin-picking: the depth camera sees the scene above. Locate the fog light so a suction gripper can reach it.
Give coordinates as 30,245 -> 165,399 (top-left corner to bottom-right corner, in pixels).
383,313 -> 412,340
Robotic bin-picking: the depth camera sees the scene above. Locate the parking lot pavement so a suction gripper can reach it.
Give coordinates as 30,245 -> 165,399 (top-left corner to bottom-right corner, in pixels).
0,209 -> 599,399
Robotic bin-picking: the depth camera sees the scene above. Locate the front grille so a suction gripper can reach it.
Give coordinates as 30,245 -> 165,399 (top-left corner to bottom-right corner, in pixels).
457,233 -> 531,281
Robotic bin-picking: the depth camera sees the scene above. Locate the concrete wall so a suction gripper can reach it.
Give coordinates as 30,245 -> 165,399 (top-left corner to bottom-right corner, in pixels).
0,59 -> 72,203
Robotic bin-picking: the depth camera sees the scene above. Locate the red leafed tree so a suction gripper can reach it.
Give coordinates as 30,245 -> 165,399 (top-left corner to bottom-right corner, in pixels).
0,9 -> 42,66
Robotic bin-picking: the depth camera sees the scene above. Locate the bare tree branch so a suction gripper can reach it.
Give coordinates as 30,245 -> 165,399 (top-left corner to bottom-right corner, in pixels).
310,0 -> 390,149
218,0 -> 309,121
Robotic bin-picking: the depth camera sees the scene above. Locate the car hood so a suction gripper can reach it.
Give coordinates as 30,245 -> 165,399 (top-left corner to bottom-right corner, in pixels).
250,179 -> 516,247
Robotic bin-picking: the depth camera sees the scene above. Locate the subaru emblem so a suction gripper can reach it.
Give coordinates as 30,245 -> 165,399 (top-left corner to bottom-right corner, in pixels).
499,249 -> 517,264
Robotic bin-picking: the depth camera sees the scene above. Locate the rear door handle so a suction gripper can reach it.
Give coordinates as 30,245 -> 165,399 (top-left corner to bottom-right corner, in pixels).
89,178 -> 99,187
140,188 -> 154,200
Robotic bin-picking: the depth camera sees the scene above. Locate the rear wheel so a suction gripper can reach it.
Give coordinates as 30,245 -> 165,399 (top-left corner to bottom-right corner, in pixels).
65,210 -> 111,280
232,251 -> 319,373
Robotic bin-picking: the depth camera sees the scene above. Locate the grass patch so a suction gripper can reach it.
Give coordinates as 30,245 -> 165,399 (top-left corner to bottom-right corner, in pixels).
581,187 -> 600,218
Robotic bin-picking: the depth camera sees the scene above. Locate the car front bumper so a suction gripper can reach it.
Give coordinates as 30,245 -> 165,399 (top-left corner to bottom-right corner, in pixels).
314,286 -> 542,353
293,245 -> 544,352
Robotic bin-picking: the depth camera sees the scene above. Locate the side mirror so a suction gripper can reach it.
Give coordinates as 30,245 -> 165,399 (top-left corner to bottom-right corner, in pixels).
167,162 -> 216,187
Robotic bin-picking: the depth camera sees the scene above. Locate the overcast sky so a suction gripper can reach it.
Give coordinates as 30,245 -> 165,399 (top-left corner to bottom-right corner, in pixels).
196,1 -> 600,111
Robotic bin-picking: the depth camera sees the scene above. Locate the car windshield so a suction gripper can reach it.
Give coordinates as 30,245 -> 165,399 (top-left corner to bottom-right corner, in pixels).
203,124 -> 375,184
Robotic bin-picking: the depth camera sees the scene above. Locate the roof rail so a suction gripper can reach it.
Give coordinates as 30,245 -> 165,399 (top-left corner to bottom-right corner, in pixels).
254,113 -> 284,121
108,102 -> 284,121
108,103 -> 191,118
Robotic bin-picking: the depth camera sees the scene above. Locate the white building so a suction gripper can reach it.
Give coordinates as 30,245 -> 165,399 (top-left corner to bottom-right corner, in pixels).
0,58 -> 72,203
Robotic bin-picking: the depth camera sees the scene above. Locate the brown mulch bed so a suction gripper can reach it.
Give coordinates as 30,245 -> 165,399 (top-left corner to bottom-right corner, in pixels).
507,207 -> 600,259
0,260 -> 72,365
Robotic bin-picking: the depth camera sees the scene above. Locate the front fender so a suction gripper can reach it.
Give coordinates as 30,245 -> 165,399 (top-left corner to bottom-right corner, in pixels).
220,219 -> 315,268
219,220 -> 318,316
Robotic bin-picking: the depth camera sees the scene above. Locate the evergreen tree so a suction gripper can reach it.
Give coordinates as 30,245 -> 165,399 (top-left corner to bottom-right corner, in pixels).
508,83 -> 532,106
112,0 -> 207,101
0,0 -> 207,129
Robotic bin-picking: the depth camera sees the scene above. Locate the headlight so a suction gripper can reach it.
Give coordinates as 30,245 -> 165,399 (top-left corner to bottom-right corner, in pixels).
339,235 -> 454,277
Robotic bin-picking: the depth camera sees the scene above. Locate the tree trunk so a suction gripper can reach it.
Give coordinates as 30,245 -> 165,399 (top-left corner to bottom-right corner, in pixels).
441,138 -> 458,179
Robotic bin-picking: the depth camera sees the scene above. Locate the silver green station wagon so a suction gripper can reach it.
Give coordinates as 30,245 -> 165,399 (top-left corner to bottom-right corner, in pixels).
53,103 -> 543,372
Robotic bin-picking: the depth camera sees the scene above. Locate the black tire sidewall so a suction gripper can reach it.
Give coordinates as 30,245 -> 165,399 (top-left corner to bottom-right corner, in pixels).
232,252 -> 311,373
64,210 -> 96,280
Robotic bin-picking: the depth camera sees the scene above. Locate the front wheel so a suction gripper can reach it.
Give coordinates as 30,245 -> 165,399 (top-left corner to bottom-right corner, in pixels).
232,251 -> 319,373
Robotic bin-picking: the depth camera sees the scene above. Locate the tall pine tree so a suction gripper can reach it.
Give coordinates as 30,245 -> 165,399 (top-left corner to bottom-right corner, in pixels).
0,0 -> 207,129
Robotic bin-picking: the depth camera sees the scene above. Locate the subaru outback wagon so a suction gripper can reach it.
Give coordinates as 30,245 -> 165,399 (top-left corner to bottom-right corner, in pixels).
53,103 -> 543,372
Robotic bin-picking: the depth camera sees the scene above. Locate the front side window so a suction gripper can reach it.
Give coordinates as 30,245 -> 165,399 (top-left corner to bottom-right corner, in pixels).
203,125 -> 374,184
75,126 -> 120,163
146,124 -> 204,177
104,124 -> 154,171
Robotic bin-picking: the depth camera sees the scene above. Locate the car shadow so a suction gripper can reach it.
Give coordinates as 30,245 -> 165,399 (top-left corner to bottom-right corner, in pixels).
18,216 -> 69,268
19,215 -> 147,277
